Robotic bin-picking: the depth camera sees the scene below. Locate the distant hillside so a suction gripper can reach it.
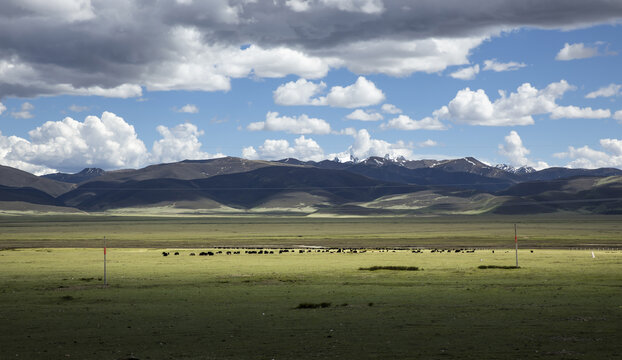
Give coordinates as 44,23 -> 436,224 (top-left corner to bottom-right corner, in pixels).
59,166 -> 420,211
0,165 -> 73,197
0,185 -> 66,207
1,157 -> 622,215
78,157 -> 295,184
493,176 -> 622,214
43,168 -> 106,184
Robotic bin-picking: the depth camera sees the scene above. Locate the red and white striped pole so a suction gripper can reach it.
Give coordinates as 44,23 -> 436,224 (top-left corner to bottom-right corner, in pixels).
103,236 -> 107,286
514,224 -> 518,268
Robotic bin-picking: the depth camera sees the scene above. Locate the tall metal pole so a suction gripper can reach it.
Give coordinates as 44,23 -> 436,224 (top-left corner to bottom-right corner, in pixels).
514,224 -> 518,268
104,236 -> 107,286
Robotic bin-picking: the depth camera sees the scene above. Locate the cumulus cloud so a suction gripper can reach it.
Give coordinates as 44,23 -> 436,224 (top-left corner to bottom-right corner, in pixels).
2,1 -> 621,98
554,138 -> 622,169
273,79 -> 327,106
69,104 -> 89,112
285,0 -> 311,12
346,109 -> 383,121
438,80 -> 574,126
0,102 -> 6,115
498,131 -> 548,169
319,0 -> 385,14
482,59 -> 526,72
248,112 -> 331,134
327,37 -> 486,77
151,123 -> 215,163
242,135 -> 325,161
418,139 -> 438,147
550,105 -> 611,119
0,111 -> 222,174
381,104 -> 402,114
176,104 -> 199,114
450,64 -> 479,80
11,102 -> 34,119
325,76 -> 385,108
555,42 -> 600,61
273,76 -> 384,108
0,112 -> 149,173
329,128 -> 413,161
585,84 -> 621,99
614,110 -> 622,122
382,115 -> 447,131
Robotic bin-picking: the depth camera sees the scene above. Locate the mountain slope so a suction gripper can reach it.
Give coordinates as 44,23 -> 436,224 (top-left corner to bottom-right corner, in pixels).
59,166 -> 421,211
79,157 -> 298,184
42,168 -> 106,184
0,165 -> 74,197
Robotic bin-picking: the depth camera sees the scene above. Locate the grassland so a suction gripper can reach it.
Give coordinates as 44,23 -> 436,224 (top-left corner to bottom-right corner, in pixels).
1,247 -> 621,359
1,214 -> 621,359
1,214 -> 622,249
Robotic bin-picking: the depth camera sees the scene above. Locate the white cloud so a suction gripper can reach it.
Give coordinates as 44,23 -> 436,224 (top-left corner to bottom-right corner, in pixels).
0,112 -> 149,173
273,76 -> 384,108
550,105 -> 611,119
482,59 -> 526,72
242,135 -> 325,161
585,84 -> 622,98
326,37 -> 485,77
0,111 -> 225,174
439,80 -> 574,126
248,111 -> 331,134
346,109 -> 383,121
11,0 -> 95,23
69,105 -> 89,112
498,130 -> 548,170
382,115 -> 447,131
450,64 -> 479,80
614,110 -> 622,122
319,0 -> 385,14
381,104 -> 402,114
176,104 -> 199,114
325,76 -> 385,108
0,102 -> 6,115
555,42 -> 600,61
273,79 -> 327,106
329,128 -> 413,161
11,102 -> 35,119
554,139 -> 622,169
418,139 -> 438,147
151,123 -> 216,163
285,0 -> 311,12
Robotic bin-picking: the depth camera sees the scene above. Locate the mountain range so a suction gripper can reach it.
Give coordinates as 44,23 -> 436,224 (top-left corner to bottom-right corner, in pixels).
0,156 -> 621,215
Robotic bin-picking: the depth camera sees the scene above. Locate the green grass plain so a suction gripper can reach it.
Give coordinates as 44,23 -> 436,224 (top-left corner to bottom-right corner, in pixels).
1,214 -> 621,359
1,214 -> 622,249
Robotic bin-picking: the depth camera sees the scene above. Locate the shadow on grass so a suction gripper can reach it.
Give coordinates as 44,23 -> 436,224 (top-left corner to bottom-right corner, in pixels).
296,302 -> 331,309
359,266 -> 420,271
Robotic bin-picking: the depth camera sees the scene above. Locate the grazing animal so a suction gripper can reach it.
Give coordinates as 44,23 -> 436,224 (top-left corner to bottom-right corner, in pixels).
189,253 -> 195,256
174,252 -> 179,256
162,252 -> 169,256
226,251 -> 232,255
207,251 -> 214,256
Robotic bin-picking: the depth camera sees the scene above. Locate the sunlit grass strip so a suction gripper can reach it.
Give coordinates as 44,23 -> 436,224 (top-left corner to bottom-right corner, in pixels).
359,266 -> 420,271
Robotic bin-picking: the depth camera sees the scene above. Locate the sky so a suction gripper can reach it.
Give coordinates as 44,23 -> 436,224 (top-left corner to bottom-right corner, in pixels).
0,1 -> 621,175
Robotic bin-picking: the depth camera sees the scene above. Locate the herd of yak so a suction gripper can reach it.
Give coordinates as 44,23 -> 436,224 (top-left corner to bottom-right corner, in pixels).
159,248 -> 509,257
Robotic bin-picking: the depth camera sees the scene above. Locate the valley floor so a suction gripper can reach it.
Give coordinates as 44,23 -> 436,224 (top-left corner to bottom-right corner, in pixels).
1,215 -> 621,359
0,248 -> 620,359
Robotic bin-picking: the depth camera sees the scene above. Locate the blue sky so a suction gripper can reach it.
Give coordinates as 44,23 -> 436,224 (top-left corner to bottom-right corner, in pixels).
0,1 -> 621,174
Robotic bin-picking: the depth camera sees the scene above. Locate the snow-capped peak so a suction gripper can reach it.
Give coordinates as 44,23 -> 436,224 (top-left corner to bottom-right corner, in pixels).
495,164 -> 536,175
